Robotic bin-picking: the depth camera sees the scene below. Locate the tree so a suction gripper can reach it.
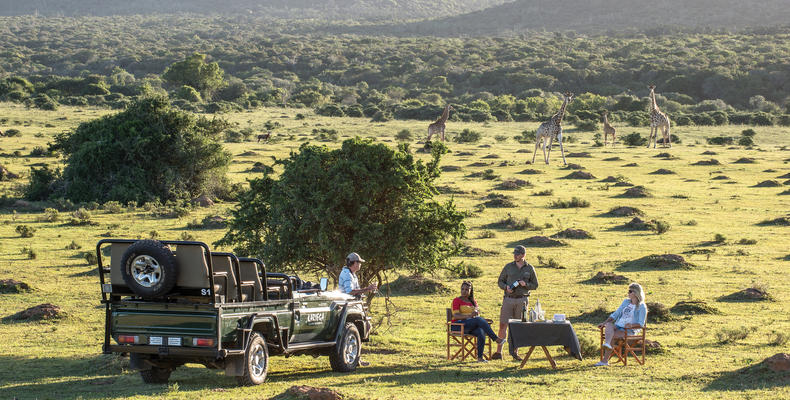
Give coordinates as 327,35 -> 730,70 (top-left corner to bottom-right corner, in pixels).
216,138 -> 466,292
49,96 -> 232,204
162,53 -> 224,96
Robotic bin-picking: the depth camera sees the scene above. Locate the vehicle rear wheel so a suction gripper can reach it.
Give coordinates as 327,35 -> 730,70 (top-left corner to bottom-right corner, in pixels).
236,332 -> 268,386
120,240 -> 178,298
329,322 -> 360,372
140,366 -> 172,384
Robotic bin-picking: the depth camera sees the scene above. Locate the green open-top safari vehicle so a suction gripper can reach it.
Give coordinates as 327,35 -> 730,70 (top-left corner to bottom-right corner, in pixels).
96,239 -> 371,385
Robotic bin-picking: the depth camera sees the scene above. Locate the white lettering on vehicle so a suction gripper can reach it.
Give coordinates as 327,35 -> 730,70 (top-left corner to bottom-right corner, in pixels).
201,288 -> 210,296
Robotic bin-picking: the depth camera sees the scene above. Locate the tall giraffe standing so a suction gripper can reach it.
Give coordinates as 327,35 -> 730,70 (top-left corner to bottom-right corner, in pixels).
647,85 -> 671,148
602,111 -> 616,146
532,92 -> 574,165
427,104 -> 453,142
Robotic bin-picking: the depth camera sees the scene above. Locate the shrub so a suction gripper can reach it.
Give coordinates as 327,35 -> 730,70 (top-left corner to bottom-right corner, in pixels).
622,132 -> 647,146
24,165 -> 62,201
370,110 -> 392,122
21,246 -> 37,259
741,128 -> 757,137
714,233 -> 727,243
575,119 -> 598,132
42,208 -> 60,222
49,96 -> 232,204
66,240 -> 81,250
716,326 -> 754,344
494,135 -> 509,142
4,128 -> 21,137
447,262 -> 483,279
395,129 -> 413,141
706,136 -> 733,145
550,197 -> 590,208
738,136 -> 754,146
102,201 -> 123,213
654,220 -> 671,234
83,251 -> 98,265
15,225 -> 36,238
69,208 -> 93,225
454,128 -> 482,143
295,113 -> 305,120
515,130 -> 536,143
477,230 -> 496,238
770,331 -> 789,346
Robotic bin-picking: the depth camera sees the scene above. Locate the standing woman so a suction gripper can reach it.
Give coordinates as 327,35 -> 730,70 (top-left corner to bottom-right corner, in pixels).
451,281 -> 505,363
595,282 -> 648,366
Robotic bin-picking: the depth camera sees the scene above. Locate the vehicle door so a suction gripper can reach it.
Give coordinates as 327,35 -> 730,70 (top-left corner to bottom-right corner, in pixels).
290,279 -> 333,342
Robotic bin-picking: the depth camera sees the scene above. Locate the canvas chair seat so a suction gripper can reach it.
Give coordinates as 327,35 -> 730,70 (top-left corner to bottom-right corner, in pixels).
600,324 -> 647,366
446,308 -> 492,361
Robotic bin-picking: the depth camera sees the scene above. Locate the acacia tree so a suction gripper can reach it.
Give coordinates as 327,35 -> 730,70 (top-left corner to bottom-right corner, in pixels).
216,138 -> 466,291
162,53 -> 225,98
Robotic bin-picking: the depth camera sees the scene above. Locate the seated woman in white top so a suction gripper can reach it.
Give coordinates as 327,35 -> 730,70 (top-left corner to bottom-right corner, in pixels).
595,282 -> 648,366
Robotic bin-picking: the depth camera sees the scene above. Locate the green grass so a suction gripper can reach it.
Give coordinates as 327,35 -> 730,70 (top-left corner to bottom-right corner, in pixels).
1,103 -> 789,399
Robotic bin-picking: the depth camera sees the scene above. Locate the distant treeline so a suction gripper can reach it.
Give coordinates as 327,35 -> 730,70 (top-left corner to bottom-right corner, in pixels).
1,16 -> 789,127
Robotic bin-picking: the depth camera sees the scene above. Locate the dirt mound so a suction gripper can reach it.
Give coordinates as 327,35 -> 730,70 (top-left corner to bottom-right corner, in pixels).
645,339 -> 668,355
720,287 -> 774,301
0,165 -> 19,181
777,173 -> 790,179
564,163 -> 585,170
649,168 -> 676,175
621,254 -> 695,270
753,180 -> 782,187
670,300 -> 720,315
440,165 -> 462,172
654,152 -> 673,158
382,274 -> 450,296
482,193 -> 517,208
551,228 -> 594,239
764,354 -> 790,372
567,152 -> 592,158
711,175 -> 730,180
482,154 -> 500,159
455,151 -> 474,156
191,194 -> 214,207
6,303 -> 63,321
249,162 -> 273,173
622,217 -> 655,230
619,186 -> 651,198
238,151 -> 258,156
518,168 -> 543,175
520,236 -> 567,247
468,162 -> 490,167
0,279 -> 32,293
570,305 -> 610,323
701,151 -> 718,155
272,385 -> 345,400
613,181 -> 634,187
563,171 -> 596,179
496,178 -> 531,190
606,206 -> 644,217
600,176 -> 620,182
603,157 -> 623,161
622,163 -> 639,167
646,302 -> 673,323
758,215 -> 790,226
692,159 -> 721,166
436,185 -> 466,194
588,271 -> 629,284
733,157 -> 757,164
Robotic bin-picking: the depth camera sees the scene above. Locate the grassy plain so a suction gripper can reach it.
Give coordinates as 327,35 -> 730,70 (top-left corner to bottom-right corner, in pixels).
1,102 -> 789,399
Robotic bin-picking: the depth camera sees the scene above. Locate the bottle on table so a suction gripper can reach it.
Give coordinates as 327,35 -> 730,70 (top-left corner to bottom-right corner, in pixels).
521,301 -> 527,322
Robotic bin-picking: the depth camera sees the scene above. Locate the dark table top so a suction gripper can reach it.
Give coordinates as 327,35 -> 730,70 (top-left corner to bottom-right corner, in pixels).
507,320 -> 583,361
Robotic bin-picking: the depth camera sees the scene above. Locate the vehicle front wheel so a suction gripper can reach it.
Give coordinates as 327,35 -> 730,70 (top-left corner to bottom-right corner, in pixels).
329,322 -> 360,372
236,332 -> 269,386
140,366 -> 172,384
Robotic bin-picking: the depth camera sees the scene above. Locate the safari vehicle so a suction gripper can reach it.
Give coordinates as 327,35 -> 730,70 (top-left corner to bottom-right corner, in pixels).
96,239 -> 371,385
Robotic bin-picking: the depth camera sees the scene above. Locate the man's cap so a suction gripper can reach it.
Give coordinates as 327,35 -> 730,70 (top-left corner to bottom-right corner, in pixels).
347,252 -> 365,263
513,245 -> 527,255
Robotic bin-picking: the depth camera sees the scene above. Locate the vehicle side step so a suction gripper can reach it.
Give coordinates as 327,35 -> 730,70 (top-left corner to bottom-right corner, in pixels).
284,341 -> 336,352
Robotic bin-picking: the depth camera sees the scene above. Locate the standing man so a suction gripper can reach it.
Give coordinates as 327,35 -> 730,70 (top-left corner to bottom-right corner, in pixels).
492,245 -> 538,360
339,252 -> 377,296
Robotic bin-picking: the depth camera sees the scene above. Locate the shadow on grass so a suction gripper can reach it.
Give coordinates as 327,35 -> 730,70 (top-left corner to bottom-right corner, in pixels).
703,362 -> 790,391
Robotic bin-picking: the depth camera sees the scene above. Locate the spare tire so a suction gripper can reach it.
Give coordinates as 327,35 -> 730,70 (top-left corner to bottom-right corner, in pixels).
121,240 -> 178,298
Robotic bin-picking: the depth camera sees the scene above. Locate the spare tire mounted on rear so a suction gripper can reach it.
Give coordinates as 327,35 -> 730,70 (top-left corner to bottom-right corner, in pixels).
121,240 -> 179,298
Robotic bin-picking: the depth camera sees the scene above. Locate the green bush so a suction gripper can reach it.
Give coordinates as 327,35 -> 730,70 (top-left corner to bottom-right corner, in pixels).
176,85 -> 202,103
15,225 -> 36,238
42,208 -> 60,222
515,130 -> 536,143
741,128 -> 757,137
575,119 -> 598,132
653,220 -> 671,234
49,96 -> 232,204
453,128 -> 482,143
550,197 -> 590,208
448,262 -> 483,279
622,132 -> 647,146
706,136 -> 734,145
395,129 -> 413,141
738,136 -> 754,146
4,128 -> 21,137
24,165 -> 62,201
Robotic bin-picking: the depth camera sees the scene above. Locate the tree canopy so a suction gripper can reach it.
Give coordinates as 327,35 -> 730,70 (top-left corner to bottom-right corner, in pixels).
162,53 -> 225,97
216,138 -> 466,287
47,96 -> 231,203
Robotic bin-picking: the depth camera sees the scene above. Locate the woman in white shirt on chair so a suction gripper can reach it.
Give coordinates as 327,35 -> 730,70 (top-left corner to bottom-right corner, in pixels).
595,282 -> 648,366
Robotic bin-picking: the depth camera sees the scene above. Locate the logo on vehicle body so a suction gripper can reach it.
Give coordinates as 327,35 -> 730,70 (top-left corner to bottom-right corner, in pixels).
305,313 -> 325,324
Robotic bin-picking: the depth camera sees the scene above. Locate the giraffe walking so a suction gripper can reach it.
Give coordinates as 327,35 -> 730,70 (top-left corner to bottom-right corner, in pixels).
647,85 -> 671,148
427,104 -> 453,142
532,92 -> 574,165
602,111 -> 616,146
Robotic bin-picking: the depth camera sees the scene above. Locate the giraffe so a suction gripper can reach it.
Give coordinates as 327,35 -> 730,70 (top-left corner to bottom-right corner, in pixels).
532,92 -> 574,165
647,85 -> 671,148
427,104 -> 453,142
602,111 -> 616,146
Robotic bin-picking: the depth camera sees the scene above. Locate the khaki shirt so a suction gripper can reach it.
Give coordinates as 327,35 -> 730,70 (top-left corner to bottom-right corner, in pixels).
497,261 -> 538,297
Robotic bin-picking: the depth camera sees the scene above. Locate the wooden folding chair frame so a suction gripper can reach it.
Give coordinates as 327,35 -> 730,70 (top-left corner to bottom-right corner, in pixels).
599,324 -> 647,366
446,309 -> 492,361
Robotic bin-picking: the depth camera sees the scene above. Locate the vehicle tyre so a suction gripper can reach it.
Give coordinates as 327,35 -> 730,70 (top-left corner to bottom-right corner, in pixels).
120,240 -> 178,298
329,322 -> 360,372
236,332 -> 269,386
140,366 -> 172,384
